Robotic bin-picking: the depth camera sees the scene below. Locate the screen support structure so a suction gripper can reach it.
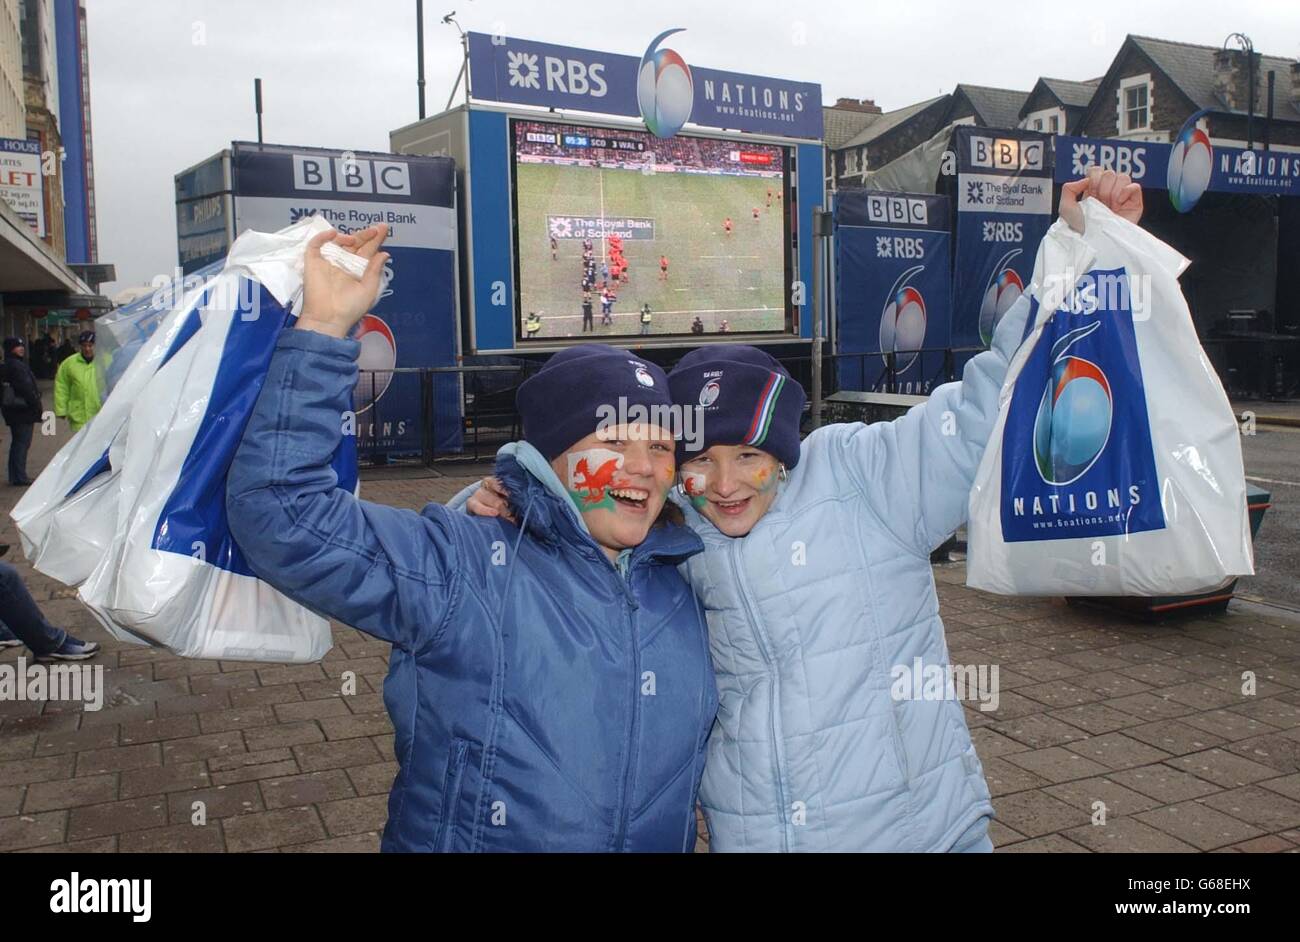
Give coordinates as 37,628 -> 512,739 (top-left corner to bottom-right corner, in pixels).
810,207 -> 833,429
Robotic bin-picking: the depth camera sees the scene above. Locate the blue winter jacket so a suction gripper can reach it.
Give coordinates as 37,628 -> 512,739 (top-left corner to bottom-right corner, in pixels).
676,296 -> 1033,851
226,328 -> 718,852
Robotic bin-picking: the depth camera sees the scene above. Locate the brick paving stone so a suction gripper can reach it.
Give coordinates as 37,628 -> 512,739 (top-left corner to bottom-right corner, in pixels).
1182,709 -> 1283,741
319,711 -> 394,741
1157,681 -> 1255,711
970,727 -> 1030,758
1016,681 -> 1103,709
0,733 -> 36,760
1225,698 -> 1300,729
257,664 -> 330,687
0,753 -> 75,787
211,760 -> 302,787
1165,749 -> 1283,789
161,731 -> 245,765
1104,692 -> 1197,722
151,659 -> 223,681
260,769 -> 356,809
987,819 -> 1026,847
318,793 -> 389,836
33,725 -> 119,756
370,735 -> 396,761
293,738 -> 383,772
166,781 -> 264,823
120,761 -> 210,798
67,796 -> 168,840
155,692 -> 231,718
1003,747 -> 1110,784
17,836 -> 118,853
992,790 -> 1091,837
119,821 -> 226,853
1121,720 -> 1226,756
223,806 -> 326,852
23,773 -> 118,812
207,747 -> 294,773
1042,776 -> 1164,817
1225,835 -> 1295,852
1257,773 -> 1300,802
0,784 -> 23,816
1225,733 -> 1300,774
990,714 -> 1091,749
244,720 -> 326,752
198,705 -> 279,734
227,684 -> 304,708
119,714 -> 202,745
0,810 -> 67,851
1063,817 -> 1199,853
294,832 -> 384,852
346,762 -> 397,797
78,702 -> 157,729
1062,732 -> 1172,770
273,698 -> 352,723
189,670 -> 262,694
1048,703 -> 1143,735
1109,764 -> 1220,803
981,757 -> 1051,798
1116,661 -> 1203,688
75,741 -> 161,776
998,833 -> 1091,852
1134,802 -> 1265,851
1199,785 -> 1300,831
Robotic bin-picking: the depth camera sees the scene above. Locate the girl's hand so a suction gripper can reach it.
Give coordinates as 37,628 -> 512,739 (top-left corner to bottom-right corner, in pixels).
296,224 -> 390,338
466,476 -> 517,524
1059,166 -> 1143,234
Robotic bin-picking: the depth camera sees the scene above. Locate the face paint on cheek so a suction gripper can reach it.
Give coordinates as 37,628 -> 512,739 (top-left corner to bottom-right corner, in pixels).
681,470 -> 709,509
753,465 -> 779,493
566,448 -> 624,512
656,462 -> 676,499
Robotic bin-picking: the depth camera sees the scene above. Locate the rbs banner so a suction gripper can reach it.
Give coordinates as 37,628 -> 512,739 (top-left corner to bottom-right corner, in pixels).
950,127 -> 1054,349
834,191 -> 952,393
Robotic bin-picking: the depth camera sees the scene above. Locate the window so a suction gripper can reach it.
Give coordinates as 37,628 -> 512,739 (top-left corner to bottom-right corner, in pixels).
1119,75 -> 1153,133
1033,118 -> 1043,130
1049,115 -> 1059,133
844,149 -> 859,176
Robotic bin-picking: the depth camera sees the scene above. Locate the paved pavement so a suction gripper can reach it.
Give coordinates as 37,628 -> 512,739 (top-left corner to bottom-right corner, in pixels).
1,395 -> 1299,853
1232,401 -> 1300,610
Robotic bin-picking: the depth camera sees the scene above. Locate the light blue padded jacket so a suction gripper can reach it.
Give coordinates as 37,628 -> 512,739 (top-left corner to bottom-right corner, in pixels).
679,296 -> 1032,852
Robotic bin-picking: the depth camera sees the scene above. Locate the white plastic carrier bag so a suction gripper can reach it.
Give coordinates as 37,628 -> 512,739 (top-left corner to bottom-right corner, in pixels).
13,215 -> 372,661
967,199 -> 1254,596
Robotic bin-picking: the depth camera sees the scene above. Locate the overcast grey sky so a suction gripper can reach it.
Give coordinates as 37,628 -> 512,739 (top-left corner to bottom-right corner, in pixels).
86,0 -> 1298,293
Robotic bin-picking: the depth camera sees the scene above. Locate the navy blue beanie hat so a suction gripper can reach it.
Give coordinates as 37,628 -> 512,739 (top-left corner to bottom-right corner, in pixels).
668,345 -> 806,469
516,344 -> 673,460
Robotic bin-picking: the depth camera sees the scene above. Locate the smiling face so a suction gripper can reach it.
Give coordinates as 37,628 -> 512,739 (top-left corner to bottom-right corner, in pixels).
551,422 -> 677,561
679,444 -> 781,537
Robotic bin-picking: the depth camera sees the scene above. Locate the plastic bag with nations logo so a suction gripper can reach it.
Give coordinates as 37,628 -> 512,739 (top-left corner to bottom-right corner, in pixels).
966,199 -> 1253,596
15,215 -> 373,661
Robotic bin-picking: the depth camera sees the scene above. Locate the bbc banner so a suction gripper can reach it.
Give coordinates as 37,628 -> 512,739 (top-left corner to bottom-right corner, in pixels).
950,126 -> 1054,349
231,143 -> 462,455
834,191 -> 952,394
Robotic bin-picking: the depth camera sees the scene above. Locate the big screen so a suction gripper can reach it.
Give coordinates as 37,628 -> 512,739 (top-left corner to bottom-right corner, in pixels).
510,118 -> 793,342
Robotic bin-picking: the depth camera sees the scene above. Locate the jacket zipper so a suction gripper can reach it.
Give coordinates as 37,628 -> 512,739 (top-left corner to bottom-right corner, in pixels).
613,561 -> 641,851
729,537 -> 791,852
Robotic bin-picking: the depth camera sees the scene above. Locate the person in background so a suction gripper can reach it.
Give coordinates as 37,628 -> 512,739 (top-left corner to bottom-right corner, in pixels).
525,311 -> 543,338
55,333 -> 74,364
0,558 -> 102,661
54,331 -> 103,433
718,320 -> 730,333
29,331 -> 54,380
639,303 -> 652,336
690,316 -> 704,336
1,337 -> 42,485
581,295 -> 594,333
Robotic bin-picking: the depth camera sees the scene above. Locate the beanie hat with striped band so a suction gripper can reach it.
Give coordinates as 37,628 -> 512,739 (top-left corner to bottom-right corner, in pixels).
668,345 -> 806,469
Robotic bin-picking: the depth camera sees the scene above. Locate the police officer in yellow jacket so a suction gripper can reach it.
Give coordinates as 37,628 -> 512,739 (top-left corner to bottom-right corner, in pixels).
54,331 -> 104,433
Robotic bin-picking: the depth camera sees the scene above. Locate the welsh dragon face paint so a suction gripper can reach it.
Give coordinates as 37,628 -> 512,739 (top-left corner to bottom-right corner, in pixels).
681,471 -> 709,509
566,448 -> 627,512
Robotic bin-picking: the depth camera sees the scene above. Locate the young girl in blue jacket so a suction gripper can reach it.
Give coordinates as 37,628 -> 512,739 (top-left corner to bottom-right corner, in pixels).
227,226 -> 717,852
466,168 -> 1143,851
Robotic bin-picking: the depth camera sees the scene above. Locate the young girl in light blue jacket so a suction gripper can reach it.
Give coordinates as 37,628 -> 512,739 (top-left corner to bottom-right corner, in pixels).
466,168 -> 1143,851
